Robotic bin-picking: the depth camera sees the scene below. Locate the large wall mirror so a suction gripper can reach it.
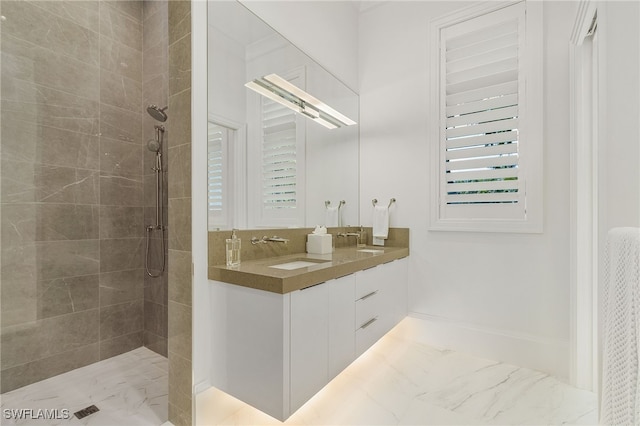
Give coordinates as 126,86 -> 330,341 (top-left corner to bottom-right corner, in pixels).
207,1 -> 359,230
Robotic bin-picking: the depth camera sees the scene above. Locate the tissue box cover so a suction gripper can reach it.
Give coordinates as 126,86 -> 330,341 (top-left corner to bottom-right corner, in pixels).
306,234 -> 332,254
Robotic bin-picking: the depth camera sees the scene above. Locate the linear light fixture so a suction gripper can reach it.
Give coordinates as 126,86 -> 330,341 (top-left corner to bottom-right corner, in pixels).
245,73 -> 357,130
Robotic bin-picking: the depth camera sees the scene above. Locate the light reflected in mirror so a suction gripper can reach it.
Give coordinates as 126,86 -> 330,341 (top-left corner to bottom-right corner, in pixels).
207,0 -> 359,230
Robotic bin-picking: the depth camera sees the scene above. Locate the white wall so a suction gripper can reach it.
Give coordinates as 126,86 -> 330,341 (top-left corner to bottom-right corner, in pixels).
208,27 -> 246,123
595,0 -> 640,392
358,1 -> 578,380
601,1 -> 640,231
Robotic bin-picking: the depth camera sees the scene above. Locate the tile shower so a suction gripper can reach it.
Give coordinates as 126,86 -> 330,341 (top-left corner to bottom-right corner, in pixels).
0,0 -> 169,393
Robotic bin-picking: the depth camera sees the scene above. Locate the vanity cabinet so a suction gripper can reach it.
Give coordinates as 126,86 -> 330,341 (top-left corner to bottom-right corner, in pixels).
210,257 -> 407,421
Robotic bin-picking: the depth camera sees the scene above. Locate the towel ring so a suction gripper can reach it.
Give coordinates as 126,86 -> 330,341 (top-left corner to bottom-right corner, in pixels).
325,200 -> 331,208
372,198 -> 396,208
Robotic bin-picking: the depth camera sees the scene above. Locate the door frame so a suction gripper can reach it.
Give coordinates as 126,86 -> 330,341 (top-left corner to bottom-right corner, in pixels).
569,0 -> 601,391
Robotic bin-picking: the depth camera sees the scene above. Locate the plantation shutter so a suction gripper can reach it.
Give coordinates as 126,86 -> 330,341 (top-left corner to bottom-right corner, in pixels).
208,123 -> 228,226
441,3 -> 526,220
249,67 -> 306,227
261,93 -> 298,212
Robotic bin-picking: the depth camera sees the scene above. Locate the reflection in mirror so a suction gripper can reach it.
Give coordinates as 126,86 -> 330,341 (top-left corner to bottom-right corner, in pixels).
207,1 -> 359,230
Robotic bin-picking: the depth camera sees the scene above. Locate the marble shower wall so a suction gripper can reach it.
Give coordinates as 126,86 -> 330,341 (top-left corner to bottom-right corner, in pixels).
0,1 -> 167,393
167,1 -> 192,424
142,0 -> 169,358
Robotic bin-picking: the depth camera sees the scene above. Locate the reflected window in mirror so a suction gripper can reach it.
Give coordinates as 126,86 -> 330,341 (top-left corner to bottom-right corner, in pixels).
249,69 -> 306,228
208,123 -> 233,229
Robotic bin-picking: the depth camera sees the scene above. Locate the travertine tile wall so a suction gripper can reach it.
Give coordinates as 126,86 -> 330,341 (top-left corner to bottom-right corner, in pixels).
167,1 -> 193,424
142,0 -> 169,358
0,0 -> 163,392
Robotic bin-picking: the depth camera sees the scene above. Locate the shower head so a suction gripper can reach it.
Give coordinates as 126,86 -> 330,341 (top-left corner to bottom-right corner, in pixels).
147,139 -> 161,153
146,104 -> 168,122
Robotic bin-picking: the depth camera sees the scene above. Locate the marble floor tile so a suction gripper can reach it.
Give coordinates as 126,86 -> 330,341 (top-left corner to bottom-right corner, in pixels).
0,347 -> 167,425
0,321 -> 596,426
196,319 -> 597,426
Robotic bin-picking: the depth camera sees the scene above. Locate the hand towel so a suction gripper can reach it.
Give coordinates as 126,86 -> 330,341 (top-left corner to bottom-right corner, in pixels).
372,205 -> 389,246
325,206 -> 339,227
600,227 -> 640,425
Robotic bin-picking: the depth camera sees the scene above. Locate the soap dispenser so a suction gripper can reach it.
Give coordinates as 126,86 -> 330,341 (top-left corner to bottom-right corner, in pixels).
358,226 -> 366,248
226,229 -> 241,266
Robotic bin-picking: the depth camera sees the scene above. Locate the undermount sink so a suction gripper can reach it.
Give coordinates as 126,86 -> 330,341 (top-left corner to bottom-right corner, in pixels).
269,259 -> 330,270
357,249 -> 384,254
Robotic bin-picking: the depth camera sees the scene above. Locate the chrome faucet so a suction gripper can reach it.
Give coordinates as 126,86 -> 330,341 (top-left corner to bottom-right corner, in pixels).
251,236 -> 290,245
265,236 -> 289,243
337,232 -> 361,245
338,232 -> 360,238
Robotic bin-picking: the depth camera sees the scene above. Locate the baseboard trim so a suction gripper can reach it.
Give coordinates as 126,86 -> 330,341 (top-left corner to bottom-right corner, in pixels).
406,313 -> 570,381
194,379 -> 211,395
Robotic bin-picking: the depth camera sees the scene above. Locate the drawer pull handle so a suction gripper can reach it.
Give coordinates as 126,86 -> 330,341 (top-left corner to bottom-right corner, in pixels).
358,290 -> 378,301
360,317 -> 377,330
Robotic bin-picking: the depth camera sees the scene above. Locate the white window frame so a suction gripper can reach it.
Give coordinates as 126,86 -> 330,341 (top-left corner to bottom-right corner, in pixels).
207,113 -> 247,231
429,1 -> 543,233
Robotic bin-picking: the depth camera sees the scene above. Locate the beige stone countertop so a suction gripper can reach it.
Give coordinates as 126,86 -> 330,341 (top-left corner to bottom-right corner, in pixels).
208,245 -> 409,294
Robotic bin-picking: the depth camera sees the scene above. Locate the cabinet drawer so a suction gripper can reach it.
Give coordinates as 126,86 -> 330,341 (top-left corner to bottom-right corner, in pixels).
355,314 -> 386,356
355,266 -> 380,299
355,290 -> 381,327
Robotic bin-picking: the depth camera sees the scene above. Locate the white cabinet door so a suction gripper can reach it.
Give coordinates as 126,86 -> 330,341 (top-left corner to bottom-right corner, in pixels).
211,280 -> 290,421
328,275 -> 355,379
290,282 -> 329,412
390,257 -> 408,325
378,258 -> 408,332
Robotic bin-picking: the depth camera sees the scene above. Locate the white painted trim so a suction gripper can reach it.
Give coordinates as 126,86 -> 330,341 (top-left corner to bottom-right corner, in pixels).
569,0 -> 599,392
234,124 -> 248,229
407,313 -> 570,381
595,2 -> 608,401
194,379 -> 212,396
570,0 -> 598,46
428,1 -> 543,234
207,112 -> 242,131
428,0 -> 521,29
206,114 -> 248,230
192,0 -> 210,407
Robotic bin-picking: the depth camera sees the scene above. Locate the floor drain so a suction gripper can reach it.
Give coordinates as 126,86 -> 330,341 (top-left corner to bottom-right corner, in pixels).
74,405 -> 99,419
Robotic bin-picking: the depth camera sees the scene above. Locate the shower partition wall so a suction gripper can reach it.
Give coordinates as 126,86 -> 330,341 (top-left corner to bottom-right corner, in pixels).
142,1 -> 170,358
0,0 -> 169,393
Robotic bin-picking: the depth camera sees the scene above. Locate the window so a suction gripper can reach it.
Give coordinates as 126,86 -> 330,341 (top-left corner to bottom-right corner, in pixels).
261,96 -> 298,212
429,1 -> 542,232
248,68 -> 306,227
208,122 -> 230,228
